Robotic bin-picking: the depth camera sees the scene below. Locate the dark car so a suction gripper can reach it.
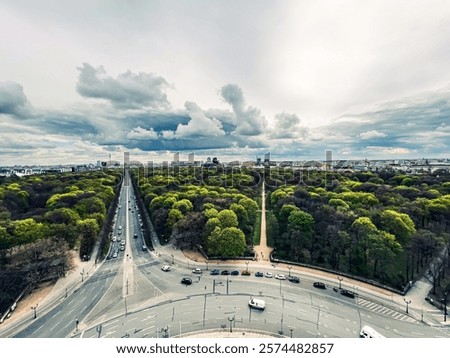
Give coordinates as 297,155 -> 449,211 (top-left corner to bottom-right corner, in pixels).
288,276 -> 300,283
181,277 -> 192,285
313,282 -> 326,289
231,270 -> 239,276
255,271 -> 264,277
210,269 -> 220,275
340,289 -> 355,298
221,270 -> 230,275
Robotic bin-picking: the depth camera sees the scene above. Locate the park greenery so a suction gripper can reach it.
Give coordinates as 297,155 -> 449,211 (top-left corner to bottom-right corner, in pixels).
0,170 -> 121,313
131,166 -> 260,257
1,164 -> 450,314
265,167 -> 450,290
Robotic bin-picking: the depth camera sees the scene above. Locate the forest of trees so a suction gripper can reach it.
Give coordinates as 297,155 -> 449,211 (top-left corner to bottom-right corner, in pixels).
0,170 -> 121,313
266,168 -> 450,290
131,166 -> 260,257
2,163 -> 449,314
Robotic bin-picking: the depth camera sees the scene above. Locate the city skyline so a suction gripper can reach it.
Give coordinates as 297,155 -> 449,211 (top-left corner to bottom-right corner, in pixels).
1,1 -> 450,165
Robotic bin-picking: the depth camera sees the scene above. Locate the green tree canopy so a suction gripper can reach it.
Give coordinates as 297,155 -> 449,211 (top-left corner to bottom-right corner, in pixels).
217,209 -> 239,228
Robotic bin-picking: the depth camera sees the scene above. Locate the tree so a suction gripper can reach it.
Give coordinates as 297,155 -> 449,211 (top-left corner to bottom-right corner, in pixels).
167,208 -> 183,229
368,230 -> 402,278
238,198 -> 259,224
230,203 -> 249,231
205,217 -> 221,236
217,209 -> 239,228
77,218 -> 99,258
6,237 -> 70,286
378,209 -> 416,245
208,227 -> 246,257
350,217 -> 378,273
287,210 -> 315,260
13,218 -> 47,246
172,199 -> 193,214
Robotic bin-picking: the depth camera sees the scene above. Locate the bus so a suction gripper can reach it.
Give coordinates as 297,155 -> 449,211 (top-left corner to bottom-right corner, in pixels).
359,325 -> 384,338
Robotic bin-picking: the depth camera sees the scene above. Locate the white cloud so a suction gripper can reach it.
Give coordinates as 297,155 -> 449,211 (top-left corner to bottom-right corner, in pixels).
220,84 -> 267,136
359,130 -> 388,140
366,146 -> 413,155
172,101 -> 225,139
127,126 -> 158,140
270,112 -> 310,139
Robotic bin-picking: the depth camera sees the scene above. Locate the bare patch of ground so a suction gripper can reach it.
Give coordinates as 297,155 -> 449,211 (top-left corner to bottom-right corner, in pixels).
181,249 -> 207,262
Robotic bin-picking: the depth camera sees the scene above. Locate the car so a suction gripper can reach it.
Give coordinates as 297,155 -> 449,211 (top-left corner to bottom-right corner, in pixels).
181,277 -> 192,285
221,270 -> 230,275
141,245 -> 147,251
112,252 -> 118,258
133,233 -> 138,238
112,236 -> 117,242
241,270 -> 251,276
288,276 -> 300,283
120,245 -> 125,251
313,282 -> 326,289
119,225 -> 122,230
255,272 -> 264,277
210,269 -> 220,275
275,274 -> 286,280
192,268 -> 202,274
248,298 -> 265,310
161,265 -> 171,272
340,289 -> 355,298
264,272 -> 273,278
231,270 -> 239,276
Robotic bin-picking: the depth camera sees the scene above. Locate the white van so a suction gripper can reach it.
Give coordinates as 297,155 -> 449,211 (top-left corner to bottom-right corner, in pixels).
248,298 -> 265,310
359,325 -> 384,338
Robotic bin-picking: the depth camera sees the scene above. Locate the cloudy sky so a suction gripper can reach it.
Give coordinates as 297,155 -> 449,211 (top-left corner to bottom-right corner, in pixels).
1,0 -> 450,165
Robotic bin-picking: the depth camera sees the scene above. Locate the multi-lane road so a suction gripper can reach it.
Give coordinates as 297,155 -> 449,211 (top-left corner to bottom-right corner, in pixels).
6,172 -> 450,338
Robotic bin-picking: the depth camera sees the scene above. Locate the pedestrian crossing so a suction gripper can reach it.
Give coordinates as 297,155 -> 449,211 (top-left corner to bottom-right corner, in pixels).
357,297 -> 417,323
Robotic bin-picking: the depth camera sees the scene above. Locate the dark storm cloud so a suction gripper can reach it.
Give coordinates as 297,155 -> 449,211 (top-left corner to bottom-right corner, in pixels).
0,81 -> 33,117
76,63 -> 172,110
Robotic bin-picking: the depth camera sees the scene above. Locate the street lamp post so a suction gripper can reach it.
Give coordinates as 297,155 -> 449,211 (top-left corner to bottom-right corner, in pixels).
287,266 -> 292,277
245,261 -> 249,272
171,254 -> 174,264
228,316 -> 235,333
337,277 -> 343,290
80,269 -> 85,282
279,293 -> 285,335
443,291 -> 448,322
206,260 -> 209,271
404,298 -> 411,314
31,304 -> 38,319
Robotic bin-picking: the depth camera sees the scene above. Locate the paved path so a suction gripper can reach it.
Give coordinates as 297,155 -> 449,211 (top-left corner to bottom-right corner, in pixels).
253,182 -> 273,262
